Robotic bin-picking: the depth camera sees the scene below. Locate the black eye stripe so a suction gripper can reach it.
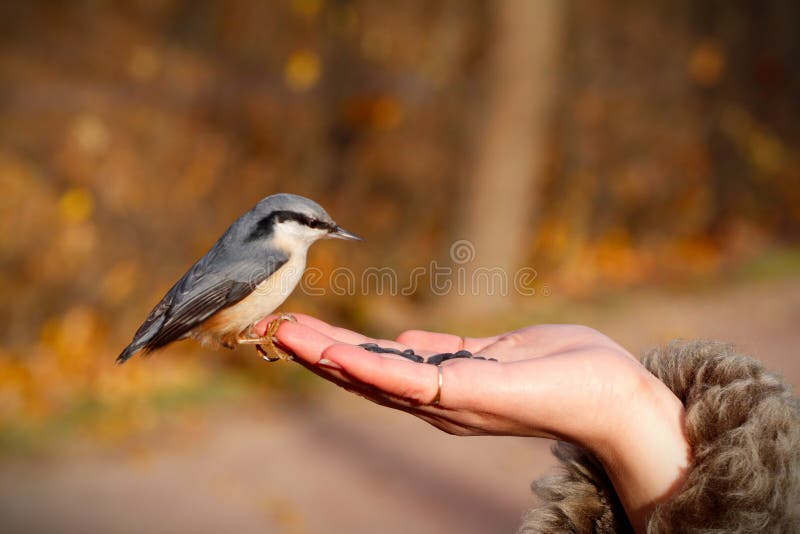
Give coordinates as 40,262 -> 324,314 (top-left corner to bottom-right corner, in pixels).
246,210 -> 336,242
274,211 -> 335,230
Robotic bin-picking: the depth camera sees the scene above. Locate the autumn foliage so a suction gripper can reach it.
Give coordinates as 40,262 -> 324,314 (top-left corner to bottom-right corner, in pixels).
0,0 -> 798,437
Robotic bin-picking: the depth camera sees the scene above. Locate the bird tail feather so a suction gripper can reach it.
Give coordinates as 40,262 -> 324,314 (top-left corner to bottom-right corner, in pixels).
117,342 -> 146,364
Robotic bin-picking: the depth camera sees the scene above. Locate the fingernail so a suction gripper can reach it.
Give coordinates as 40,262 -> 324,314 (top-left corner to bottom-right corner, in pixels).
318,358 -> 342,370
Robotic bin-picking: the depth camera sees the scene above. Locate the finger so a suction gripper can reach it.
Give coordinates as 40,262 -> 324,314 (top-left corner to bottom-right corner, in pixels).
321,344 -> 441,405
259,313 -> 409,351
292,347 -> 419,405
276,320 -> 415,367
300,354 -> 503,437
293,358 -> 394,402
282,313 -> 372,344
291,356 -> 354,385
294,355 -> 430,413
254,313 -> 350,338
396,329 -> 502,354
273,321 -> 340,364
275,322 -> 428,401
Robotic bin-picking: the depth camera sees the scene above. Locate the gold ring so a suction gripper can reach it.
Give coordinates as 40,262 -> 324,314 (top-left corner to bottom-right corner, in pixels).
431,366 -> 443,405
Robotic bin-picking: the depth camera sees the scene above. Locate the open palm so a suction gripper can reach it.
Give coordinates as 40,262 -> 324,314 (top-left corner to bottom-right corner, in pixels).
256,314 -> 663,447
254,313 -> 689,532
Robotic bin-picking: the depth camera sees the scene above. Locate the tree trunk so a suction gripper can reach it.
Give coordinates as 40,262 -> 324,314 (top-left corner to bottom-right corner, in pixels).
451,0 -> 565,314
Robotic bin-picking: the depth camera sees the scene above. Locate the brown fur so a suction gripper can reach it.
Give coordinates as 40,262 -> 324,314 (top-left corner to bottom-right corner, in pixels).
519,340 -> 800,533
519,442 -> 633,533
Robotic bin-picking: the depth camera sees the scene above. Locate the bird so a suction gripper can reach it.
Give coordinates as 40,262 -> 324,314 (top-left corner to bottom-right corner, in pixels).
117,193 -> 362,364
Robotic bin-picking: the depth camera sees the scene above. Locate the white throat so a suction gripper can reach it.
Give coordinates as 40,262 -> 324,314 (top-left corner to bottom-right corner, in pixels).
273,220 -> 328,250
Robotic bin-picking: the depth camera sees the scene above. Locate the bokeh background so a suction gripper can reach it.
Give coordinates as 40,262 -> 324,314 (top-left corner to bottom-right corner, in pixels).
1,1 -> 799,533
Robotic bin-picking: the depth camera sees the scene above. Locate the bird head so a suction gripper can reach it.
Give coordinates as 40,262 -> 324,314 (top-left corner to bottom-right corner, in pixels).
245,193 -> 362,250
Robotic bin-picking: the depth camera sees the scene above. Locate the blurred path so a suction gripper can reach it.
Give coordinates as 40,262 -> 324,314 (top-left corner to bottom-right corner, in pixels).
0,397 -> 545,534
1,277 -> 798,534
588,277 -> 800,384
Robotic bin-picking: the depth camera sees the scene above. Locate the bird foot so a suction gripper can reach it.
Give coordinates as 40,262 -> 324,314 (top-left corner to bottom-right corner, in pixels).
238,314 -> 297,362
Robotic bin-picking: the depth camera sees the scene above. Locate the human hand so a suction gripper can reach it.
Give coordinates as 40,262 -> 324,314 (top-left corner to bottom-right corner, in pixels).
254,314 -> 690,531
257,314 -> 660,440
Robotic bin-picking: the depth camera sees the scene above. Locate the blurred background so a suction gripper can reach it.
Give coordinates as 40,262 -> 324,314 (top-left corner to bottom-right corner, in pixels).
1,0 -> 798,532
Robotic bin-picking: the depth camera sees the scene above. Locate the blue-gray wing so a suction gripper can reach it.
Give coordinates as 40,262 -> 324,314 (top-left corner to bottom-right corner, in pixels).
117,247 -> 288,363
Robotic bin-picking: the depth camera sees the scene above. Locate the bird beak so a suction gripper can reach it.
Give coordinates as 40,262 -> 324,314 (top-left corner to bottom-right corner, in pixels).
329,225 -> 363,241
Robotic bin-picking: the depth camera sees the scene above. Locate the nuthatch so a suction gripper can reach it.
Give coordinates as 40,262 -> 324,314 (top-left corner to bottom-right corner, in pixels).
117,193 -> 361,363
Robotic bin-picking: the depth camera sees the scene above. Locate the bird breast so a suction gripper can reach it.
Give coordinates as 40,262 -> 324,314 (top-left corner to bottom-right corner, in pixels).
193,252 -> 307,348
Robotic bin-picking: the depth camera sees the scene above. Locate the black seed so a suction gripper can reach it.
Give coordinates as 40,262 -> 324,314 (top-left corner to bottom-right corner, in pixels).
473,356 -> 485,360
454,350 -> 473,357
360,343 -> 388,353
360,343 -> 424,361
426,354 -> 445,366
488,358 -> 498,362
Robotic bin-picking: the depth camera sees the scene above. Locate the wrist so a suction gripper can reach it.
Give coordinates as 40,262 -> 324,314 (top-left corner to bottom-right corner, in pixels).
593,370 -> 691,532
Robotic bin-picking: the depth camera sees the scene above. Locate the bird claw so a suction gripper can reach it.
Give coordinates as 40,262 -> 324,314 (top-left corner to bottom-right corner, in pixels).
255,343 -> 285,362
258,313 -> 297,362
239,314 -> 297,363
